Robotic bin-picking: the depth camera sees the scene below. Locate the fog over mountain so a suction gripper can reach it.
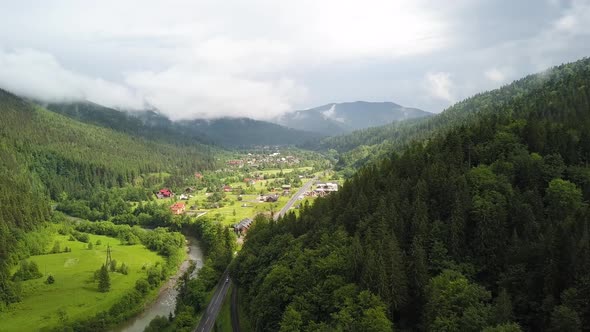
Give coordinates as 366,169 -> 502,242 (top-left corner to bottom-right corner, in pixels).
0,1 -> 589,120
278,101 -> 431,134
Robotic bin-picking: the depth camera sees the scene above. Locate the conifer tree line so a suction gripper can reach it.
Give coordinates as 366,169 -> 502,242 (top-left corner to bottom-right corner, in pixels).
0,88 -> 217,199
231,58 -> 590,331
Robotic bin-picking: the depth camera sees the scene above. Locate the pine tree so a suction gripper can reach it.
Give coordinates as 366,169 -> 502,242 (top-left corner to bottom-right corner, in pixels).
98,264 -> 110,292
493,289 -> 514,324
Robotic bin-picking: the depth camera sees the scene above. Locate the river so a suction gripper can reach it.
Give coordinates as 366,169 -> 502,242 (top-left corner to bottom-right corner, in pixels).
115,236 -> 204,332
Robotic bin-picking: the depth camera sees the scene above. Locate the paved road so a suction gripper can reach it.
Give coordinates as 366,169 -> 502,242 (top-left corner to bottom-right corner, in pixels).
193,179 -> 316,331
194,271 -> 231,332
274,177 -> 317,221
230,285 -> 240,332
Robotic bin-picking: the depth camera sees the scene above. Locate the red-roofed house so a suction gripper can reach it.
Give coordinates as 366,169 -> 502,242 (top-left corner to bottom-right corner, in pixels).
157,188 -> 173,199
170,202 -> 186,215
223,185 -> 233,192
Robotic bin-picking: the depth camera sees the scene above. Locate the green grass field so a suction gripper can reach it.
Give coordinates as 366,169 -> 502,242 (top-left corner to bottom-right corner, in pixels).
153,168 -> 317,226
0,234 -> 164,332
256,166 -> 313,176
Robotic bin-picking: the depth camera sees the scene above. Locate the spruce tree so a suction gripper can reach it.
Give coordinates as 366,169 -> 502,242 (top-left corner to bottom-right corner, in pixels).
98,264 -> 110,292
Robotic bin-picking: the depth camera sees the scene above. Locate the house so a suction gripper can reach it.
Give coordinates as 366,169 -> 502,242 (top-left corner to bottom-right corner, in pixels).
223,185 -> 233,192
157,188 -> 173,199
281,184 -> 292,190
170,202 -> 186,215
194,172 -> 204,180
265,194 -> 279,202
244,178 -> 256,185
315,182 -> 338,193
185,186 -> 196,193
234,218 -> 253,234
179,194 -> 189,200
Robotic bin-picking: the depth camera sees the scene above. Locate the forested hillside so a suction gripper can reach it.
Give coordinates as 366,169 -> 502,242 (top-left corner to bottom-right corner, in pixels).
231,58 -> 590,331
183,117 -> 324,148
45,102 -> 214,146
0,90 -> 216,199
0,89 -> 220,310
309,60 -> 590,174
46,102 -> 323,148
0,144 -> 51,310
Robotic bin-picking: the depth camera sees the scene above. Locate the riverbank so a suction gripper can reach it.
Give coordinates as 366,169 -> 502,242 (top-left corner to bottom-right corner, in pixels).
116,236 -> 204,332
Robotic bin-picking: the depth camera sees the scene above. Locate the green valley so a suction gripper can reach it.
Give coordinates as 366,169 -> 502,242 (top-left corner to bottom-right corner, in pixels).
0,232 -> 164,332
1,6 -> 589,331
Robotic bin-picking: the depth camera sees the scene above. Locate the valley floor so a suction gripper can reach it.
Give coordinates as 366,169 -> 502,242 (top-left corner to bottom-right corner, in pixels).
0,234 -> 163,332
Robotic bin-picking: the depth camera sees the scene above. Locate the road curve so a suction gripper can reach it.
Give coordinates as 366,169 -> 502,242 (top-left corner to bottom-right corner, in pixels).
274,177 -> 317,221
193,271 -> 231,332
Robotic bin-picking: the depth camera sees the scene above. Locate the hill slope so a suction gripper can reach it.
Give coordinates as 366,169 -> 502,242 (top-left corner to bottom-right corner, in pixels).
278,101 -> 431,135
183,117 -> 324,148
231,57 -> 590,331
311,60 -> 590,174
1,90 -> 216,199
46,102 -> 323,148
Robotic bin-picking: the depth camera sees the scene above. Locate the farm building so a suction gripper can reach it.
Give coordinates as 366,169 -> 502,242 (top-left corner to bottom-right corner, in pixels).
157,188 -> 173,199
234,218 -> 253,234
170,202 -> 186,215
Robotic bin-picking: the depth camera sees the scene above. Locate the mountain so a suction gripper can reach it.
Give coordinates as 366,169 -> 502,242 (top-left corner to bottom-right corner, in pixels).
0,89 -> 223,309
182,117 -> 324,148
231,57 -> 590,331
277,101 -> 432,135
45,102 -> 323,148
0,90 -> 216,199
309,61 -> 590,174
45,102 -> 213,146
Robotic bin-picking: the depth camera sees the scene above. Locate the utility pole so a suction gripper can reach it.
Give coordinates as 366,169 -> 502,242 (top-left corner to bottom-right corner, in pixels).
105,243 -> 112,267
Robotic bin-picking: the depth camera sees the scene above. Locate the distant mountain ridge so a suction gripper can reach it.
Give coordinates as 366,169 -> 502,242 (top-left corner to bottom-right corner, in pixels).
44,102 -> 323,148
277,101 -> 431,135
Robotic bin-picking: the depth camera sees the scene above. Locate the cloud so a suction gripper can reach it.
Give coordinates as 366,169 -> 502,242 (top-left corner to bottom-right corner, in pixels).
320,104 -> 345,123
0,49 -> 144,109
0,0 -> 451,119
425,72 -> 454,103
484,68 -> 507,83
0,1 -> 588,118
125,68 -> 308,121
552,0 -> 590,34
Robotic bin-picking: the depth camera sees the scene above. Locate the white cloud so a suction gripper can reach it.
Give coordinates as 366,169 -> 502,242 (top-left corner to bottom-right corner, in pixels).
425,72 -> 454,103
0,1 -> 587,118
125,68 -> 308,121
552,0 -> 590,34
320,104 -> 345,123
484,68 -> 507,83
0,0 -> 451,119
0,49 -> 143,109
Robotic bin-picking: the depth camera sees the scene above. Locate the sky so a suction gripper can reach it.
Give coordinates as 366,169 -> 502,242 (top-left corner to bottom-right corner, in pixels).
0,0 -> 589,120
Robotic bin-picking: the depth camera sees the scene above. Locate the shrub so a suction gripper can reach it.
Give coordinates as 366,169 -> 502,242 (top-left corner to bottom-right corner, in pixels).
135,279 -> 150,295
51,241 -> 61,253
118,263 -> 129,275
46,275 -> 55,284
12,260 -> 43,281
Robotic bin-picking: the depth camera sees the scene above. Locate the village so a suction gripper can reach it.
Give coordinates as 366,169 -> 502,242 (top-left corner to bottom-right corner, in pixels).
152,151 -> 339,237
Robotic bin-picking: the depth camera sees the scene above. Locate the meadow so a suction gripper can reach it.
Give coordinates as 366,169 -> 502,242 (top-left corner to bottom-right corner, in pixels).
0,233 -> 163,332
